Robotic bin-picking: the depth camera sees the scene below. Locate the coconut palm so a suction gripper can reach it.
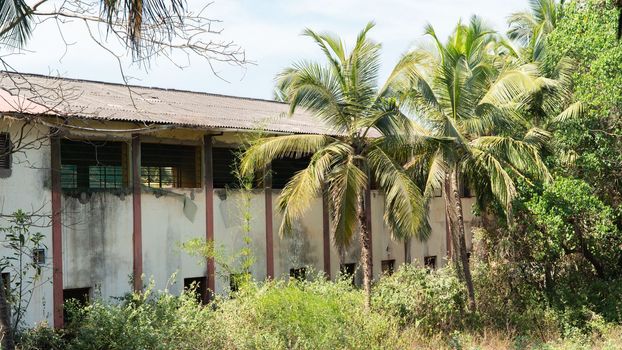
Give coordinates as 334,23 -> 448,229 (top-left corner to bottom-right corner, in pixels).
507,0 -> 564,61
397,17 -> 552,310
241,23 -> 433,309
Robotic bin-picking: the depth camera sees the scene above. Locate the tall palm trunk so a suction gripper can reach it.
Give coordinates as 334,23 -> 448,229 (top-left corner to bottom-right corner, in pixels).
358,188 -> 373,311
449,167 -> 476,311
0,279 -> 14,350
444,173 -> 462,279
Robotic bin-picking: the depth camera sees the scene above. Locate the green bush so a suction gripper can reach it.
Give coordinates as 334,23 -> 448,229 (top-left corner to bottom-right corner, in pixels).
372,264 -> 469,334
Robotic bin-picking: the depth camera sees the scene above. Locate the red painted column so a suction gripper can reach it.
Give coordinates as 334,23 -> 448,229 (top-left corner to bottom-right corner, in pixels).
203,135 -> 215,301
50,134 -> 64,328
264,164 -> 274,279
131,134 -> 143,292
322,187 -> 331,279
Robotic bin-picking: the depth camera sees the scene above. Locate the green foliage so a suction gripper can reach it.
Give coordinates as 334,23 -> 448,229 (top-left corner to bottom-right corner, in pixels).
526,178 -> 621,276
372,264 -> 468,334
546,0 -> 622,205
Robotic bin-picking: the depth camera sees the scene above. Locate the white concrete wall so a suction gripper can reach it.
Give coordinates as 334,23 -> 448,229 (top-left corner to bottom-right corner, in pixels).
0,120 -> 54,327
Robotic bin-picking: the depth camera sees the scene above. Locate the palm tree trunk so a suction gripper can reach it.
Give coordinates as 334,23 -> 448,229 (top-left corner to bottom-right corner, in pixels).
444,173 -> 462,278
0,278 -> 14,350
358,189 -> 373,311
450,167 -> 476,312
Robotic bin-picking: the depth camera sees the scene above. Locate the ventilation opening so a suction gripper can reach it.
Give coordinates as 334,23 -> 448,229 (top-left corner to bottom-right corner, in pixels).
289,267 -> 307,281
63,287 -> 91,323
381,259 -> 395,276
424,256 -> 437,270
183,276 -> 206,303
141,143 -> 200,188
60,139 -> 127,191
339,263 -> 356,286
0,133 -> 11,169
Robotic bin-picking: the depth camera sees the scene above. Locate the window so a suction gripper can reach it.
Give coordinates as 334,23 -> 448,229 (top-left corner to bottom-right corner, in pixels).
270,156 -> 310,189
0,133 -> 11,169
460,175 -> 473,198
340,263 -> 356,286
213,147 -> 239,189
141,143 -> 200,188
183,277 -> 206,303
33,248 -> 45,265
381,259 -> 395,275
424,256 -> 437,270
60,140 -> 127,190
289,267 -> 307,281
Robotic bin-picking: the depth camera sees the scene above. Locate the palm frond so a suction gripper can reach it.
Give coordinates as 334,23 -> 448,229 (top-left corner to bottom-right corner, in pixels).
277,143 -> 348,236
368,145 -> 426,240
327,159 -> 367,248
240,134 -> 335,178
0,0 -> 32,48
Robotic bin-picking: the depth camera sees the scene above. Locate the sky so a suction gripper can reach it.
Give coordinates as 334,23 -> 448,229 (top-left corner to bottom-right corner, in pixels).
7,0 -> 529,100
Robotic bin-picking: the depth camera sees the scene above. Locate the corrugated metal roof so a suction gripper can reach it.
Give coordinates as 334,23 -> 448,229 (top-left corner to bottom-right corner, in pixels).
0,72 -> 336,135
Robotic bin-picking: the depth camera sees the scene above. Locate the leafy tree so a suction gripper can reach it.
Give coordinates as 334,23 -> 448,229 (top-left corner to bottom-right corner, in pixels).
546,0 -> 622,208
241,23 -> 432,309
397,17 -> 551,310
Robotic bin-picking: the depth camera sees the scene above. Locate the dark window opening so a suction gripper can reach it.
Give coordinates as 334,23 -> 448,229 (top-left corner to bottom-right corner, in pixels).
141,143 -> 200,188
60,140 -> 127,191
229,273 -> 246,293
460,175 -> 473,198
213,147 -> 240,189
1,273 -> 10,294
33,248 -> 45,265
271,156 -> 311,189
381,259 -> 395,275
0,133 -> 11,169
289,267 -> 307,281
63,287 -> 90,323
340,263 -> 356,286
424,256 -> 437,270
183,276 -> 206,303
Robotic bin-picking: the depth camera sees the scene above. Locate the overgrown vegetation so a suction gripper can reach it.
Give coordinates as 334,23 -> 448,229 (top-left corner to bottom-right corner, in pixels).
5,0 -> 622,349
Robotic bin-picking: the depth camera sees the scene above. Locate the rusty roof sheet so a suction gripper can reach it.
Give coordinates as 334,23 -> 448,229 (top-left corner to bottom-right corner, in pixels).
0,72 -> 337,135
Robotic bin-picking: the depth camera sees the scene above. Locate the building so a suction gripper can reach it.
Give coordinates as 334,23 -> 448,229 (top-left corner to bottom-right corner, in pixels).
0,72 -> 476,328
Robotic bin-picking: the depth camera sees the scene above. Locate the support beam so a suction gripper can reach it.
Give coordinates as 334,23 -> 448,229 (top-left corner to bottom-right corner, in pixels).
203,135 -> 215,301
322,187 -> 331,279
264,164 -> 274,279
131,134 -> 143,292
50,134 -> 63,328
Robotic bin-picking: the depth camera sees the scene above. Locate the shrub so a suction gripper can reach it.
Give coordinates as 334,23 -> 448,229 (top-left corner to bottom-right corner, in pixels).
372,264 -> 469,334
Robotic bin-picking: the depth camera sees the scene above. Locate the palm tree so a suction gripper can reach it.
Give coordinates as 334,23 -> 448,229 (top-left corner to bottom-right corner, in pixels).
397,17 -> 551,311
0,0 -> 184,50
241,23 -> 432,309
507,0 -> 564,61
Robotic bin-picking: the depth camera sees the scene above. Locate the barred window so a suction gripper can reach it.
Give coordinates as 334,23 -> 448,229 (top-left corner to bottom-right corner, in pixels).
271,156 -> 310,189
0,133 -> 11,169
213,147 -> 239,189
60,140 -> 127,191
141,143 -> 200,188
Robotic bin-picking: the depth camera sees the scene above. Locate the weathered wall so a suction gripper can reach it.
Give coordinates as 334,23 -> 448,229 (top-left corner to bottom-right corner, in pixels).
0,120 -> 479,327
0,119 -> 54,326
